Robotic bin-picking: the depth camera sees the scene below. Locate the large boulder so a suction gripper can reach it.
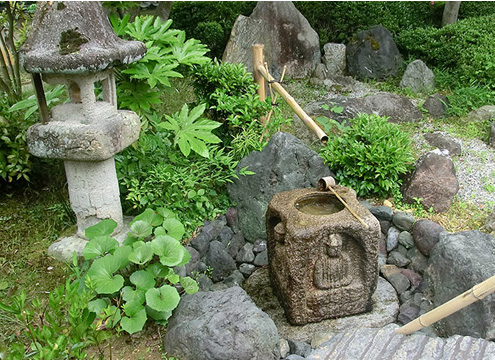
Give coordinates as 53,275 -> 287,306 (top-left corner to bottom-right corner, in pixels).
223,1 -> 320,79
423,93 -> 449,119
400,59 -> 435,94
304,92 -> 422,125
423,131 -> 461,156
228,132 -> 331,242
402,149 -> 459,213
163,286 -> 280,360
468,105 -> 495,122
427,231 -> 495,340
346,25 -> 403,81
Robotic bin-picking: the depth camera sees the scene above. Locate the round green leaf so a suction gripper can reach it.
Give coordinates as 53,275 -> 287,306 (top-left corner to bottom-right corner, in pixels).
120,306 -> 147,334
121,286 -> 145,304
145,285 -> 180,313
130,220 -> 152,238
83,235 -> 119,260
85,219 -> 118,239
128,243 -> 153,265
131,208 -> 164,227
130,270 -> 155,291
146,305 -> 172,322
86,255 -> 125,294
162,218 -> 185,240
151,235 -> 185,267
180,276 -> 199,295
145,263 -> 171,278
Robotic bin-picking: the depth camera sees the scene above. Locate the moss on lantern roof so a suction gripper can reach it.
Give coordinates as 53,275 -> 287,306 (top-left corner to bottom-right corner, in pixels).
20,1 -> 146,74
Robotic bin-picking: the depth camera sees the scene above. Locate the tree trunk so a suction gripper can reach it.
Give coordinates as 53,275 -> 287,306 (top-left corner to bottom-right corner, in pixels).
442,1 -> 461,27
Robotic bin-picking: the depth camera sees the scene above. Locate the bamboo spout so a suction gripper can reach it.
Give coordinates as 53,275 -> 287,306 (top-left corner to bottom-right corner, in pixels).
255,65 -> 328,144
396,274 -> 495,335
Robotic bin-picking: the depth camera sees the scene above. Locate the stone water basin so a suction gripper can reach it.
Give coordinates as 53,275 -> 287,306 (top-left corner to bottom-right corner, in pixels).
266,187 -> 381,325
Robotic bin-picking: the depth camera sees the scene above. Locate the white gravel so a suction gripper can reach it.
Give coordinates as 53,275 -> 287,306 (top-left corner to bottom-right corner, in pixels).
411,131 -> 495,209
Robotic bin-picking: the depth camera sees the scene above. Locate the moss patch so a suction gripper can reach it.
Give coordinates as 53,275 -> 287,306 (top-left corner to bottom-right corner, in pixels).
59,28 -> 88,55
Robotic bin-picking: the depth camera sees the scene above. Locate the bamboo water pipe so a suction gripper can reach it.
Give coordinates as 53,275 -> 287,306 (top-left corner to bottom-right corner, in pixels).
318,176 -> 369,229
396,274 -> 495,335
252,44 -> 266,125
255,64 -> 328,144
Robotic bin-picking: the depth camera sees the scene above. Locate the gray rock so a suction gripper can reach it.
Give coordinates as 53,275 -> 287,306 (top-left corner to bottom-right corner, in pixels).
386,226 -> 400,252
387,251 -> 410,268
223,1 -> 320,79
202,216 -> 227,241
239,263 -> 256,277
254,250 -> 269,266
228,132 -> 331,242
307,324 -> 495,360
225,232 -> 246,259
483,207 -> 495,235
370,206 -> 394,221
225,207 -> 238,229
224,270 -> 245,287
468,105 -> 495,122
427,230 -> 495,339
392,211 -> 415,231
401,269 -> 423,289
322,43 -> 347,76
402,149 -> 459,213
424,94 -> 449,119
285,355 -> 305,360
306,92 -> 421,125
164,287 -> 280,360
379,220 -> 391,235
190,233 -> 211,257
398,231 -> 414,249
196,273 -> 213,292
206,241 -> 237,282
253,239 -> 267,254
279,338 -> 290,358
400,59 -> 435,94
243,269 -> 398,346
489,122 -> 495,148
346,25 -> 403,81
412,219 -> 445,256
184,245 -> 200,276
424,131 -> 461,156
312,63 -> 328,80
236,243 -> 255,264
386,272 -> 410,294
218,226 -> 234,247
288,340 -> 312,357
398,302 -> 420,324
210,282 -> 229,292
407,247 -> 429,274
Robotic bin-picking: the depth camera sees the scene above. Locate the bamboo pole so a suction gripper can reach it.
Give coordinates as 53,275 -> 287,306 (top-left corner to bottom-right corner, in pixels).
252,44 -> 266,103
396,274 -> 495,335
256,65 -> 328,143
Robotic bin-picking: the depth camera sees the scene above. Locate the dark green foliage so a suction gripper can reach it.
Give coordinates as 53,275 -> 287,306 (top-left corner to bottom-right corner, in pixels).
319,114 -> 414,198
459,2 -> 495,19
169,1 -> 256,59
192,60 -> 290,158
397,15 -> 495,89
116,129 -> 235,234
295,1 -> 441,45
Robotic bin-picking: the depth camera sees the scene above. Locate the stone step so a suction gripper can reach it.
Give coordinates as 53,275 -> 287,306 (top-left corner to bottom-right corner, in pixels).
307,324 -> 495,360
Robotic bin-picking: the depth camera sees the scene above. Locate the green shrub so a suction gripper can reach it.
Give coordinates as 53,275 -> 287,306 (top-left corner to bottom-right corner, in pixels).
296,1 -> 440,45
319,113 -> 414,198
397,15 -> 495,88
447,85 -> 495,117
170,1 -> 256,59
192,60 -> 290,157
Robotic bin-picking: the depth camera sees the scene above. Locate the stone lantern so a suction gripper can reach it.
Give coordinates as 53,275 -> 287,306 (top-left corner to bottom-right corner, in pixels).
20,2 -> 146,260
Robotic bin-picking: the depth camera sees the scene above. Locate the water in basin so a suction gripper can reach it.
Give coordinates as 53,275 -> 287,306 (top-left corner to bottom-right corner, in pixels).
294,194 -> 345,215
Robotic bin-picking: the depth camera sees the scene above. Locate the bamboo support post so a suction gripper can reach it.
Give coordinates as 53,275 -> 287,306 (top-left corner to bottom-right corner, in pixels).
396,274 -> 495,335
252,44 -> 266,102
256,64 -> 328,143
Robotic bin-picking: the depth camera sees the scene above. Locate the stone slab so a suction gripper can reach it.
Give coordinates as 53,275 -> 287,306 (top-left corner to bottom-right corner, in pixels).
243,269 -> 398,346
307,324 -> 495,359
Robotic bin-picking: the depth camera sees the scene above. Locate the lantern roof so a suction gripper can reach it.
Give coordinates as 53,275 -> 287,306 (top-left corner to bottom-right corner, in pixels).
20,1 -> 146,74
